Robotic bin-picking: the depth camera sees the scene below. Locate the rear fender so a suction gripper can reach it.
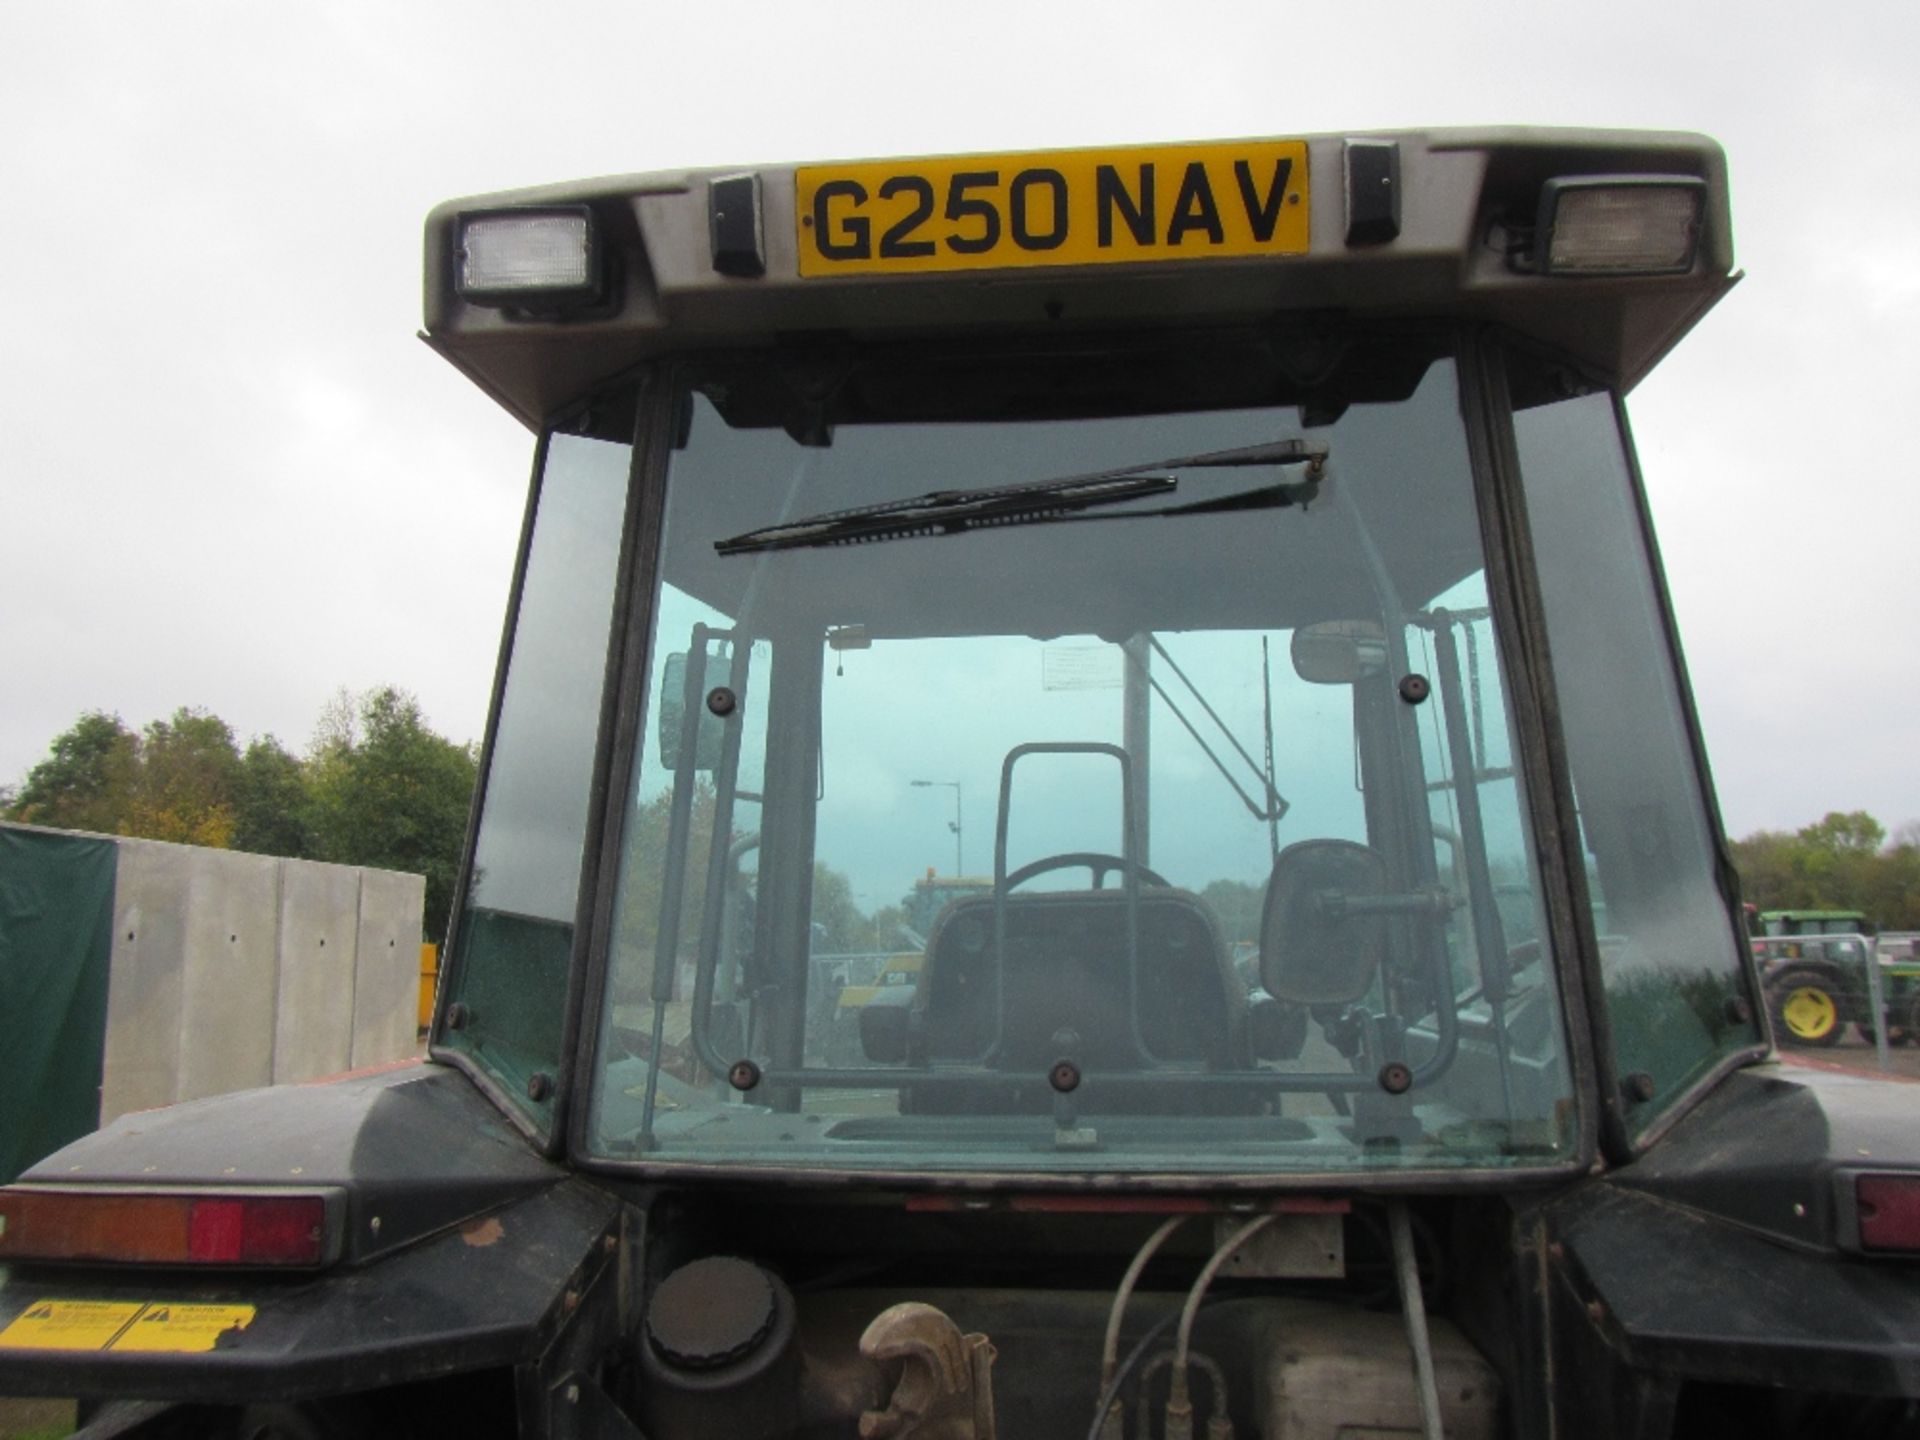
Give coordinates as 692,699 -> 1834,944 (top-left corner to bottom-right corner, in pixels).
0,1176 -> 621,1410
0,1064 -> 627,1424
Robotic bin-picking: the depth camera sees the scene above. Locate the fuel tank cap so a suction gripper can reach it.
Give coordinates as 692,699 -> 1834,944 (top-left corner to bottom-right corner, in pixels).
645,1256 -> 778,1371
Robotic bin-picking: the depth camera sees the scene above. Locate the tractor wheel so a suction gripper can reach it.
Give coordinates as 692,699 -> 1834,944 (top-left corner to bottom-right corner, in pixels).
1769,968 -> 1846,1048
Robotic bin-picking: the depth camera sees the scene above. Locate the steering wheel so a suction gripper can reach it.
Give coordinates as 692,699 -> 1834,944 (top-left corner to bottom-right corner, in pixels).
1001,851 -> 1171,891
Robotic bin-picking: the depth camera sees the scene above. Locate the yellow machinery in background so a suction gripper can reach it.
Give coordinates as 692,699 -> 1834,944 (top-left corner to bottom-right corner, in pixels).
418,942 -> 439,1031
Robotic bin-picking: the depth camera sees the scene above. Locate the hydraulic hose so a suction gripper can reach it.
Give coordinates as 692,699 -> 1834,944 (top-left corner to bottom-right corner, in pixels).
1100,1216 -> 1192,1398
1170,1214 -> 1276,1410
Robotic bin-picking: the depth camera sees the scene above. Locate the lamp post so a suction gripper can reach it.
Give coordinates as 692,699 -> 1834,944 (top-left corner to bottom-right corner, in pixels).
910,779 -> 963,876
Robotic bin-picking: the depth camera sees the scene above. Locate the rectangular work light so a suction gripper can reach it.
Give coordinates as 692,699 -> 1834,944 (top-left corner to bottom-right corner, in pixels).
0,1186 -> 336,1268
456,206 -> 602,309
1534,175 -> 1705,276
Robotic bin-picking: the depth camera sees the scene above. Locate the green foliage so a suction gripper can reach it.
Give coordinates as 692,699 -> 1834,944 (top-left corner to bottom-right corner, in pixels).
231,736 -> 311,858
1201,877 -> 1264,947
810,861 -> 866,952
1800,810 -> 1885,854
7,690 -> 477,942
611,778 -> 720,1003
865,904 -> 916,952
10,711 -> 139,832
304,687 -> 477,941
124,708 -> 243,847
1731,810 -> 1920,931
12,707 -> 245,845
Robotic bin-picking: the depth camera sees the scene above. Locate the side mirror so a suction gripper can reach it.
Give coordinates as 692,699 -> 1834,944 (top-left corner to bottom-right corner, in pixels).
1291,620 -> 1387,685
657,651 -> 732,771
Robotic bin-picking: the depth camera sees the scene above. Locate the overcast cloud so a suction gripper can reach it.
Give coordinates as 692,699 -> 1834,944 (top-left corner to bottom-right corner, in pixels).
3,1 -> 1916,843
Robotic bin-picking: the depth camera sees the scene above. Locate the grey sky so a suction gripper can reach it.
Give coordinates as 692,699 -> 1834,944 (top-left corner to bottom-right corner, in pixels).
3,1 -> 1915,844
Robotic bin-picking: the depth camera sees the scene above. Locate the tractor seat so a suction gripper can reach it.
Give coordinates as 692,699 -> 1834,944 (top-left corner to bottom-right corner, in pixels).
889,888 -> 1245,1113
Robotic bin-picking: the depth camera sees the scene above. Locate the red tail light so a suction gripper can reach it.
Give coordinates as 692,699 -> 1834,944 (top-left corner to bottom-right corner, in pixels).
1856,1174 -> 1920,1253
0,1187 -> 335,1268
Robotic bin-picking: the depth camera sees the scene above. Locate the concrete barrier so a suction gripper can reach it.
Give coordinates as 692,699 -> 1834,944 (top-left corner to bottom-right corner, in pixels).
92,836 -> 425,1120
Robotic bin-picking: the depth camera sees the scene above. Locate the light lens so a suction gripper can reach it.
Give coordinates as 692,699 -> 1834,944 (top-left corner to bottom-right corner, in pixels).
459,210 -> 596,300
188,1197 -> 246,1261
1539,178 -> 1703,275
1857,1173 -> 1920,1252
0,1187 -> 330,1267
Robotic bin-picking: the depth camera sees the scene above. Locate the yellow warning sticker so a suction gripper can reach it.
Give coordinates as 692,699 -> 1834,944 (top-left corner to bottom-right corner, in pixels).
109,1302 -> 255,1353
0,1299 -> 255,1353
0,1299 -> 145,1351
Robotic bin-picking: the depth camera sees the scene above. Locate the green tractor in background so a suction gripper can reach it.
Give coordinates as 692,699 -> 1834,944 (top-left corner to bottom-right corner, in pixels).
1753,910 -> 1919,1048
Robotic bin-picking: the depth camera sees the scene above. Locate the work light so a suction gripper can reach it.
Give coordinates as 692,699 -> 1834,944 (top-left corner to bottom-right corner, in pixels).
1534,176 -> 1704,276
456,206 -> 602,309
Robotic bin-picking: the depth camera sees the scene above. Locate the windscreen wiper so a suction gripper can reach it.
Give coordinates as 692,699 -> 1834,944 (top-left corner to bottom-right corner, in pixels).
713,438 -> 1328,556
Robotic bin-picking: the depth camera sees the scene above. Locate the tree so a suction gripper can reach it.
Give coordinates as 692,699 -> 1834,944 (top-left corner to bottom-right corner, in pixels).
231,736 -> 310,858
1799,810 -> 1886,855
310,686 -> 359,755
11,707 -> 243,847
8,712 -> 139,833
1864,839 -> 1920,933
122,708 -> 242,847
1730,810 -> 1920,931
305,687 -> 477,941
865,903 -> 916,952
1201,877 -> 1264,947
809,862 -> 865,952
610,778 -> 721,1003
9,694 -> 478,938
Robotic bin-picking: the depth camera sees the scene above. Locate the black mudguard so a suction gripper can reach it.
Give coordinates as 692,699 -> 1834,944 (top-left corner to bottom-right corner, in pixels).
1535,1062 -> 1920,1434
0,1064 -> 622,1409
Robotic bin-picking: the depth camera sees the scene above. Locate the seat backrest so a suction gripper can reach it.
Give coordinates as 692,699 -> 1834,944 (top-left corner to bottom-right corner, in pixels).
918,888 -> 1242,1070
1258,839 -> 1390,1006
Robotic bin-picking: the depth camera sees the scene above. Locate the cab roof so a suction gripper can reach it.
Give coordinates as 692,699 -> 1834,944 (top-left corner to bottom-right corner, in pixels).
423,127 -> 1735,429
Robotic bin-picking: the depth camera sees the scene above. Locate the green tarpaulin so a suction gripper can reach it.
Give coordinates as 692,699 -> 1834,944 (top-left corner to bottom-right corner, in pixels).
0,826 -> 116,1183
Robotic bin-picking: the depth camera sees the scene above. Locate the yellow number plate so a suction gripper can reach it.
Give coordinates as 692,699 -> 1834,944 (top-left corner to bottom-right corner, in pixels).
797,140 -> 1309,277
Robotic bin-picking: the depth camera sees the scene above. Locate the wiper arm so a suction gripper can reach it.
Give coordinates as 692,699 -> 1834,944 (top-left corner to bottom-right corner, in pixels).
713,438 -> 1328,556
716,471 -> 1173,556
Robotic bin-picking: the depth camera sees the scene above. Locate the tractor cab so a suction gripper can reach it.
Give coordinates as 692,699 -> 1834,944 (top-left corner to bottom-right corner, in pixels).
7,130 -> 1920,1440
584,332 -> 1609,1168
